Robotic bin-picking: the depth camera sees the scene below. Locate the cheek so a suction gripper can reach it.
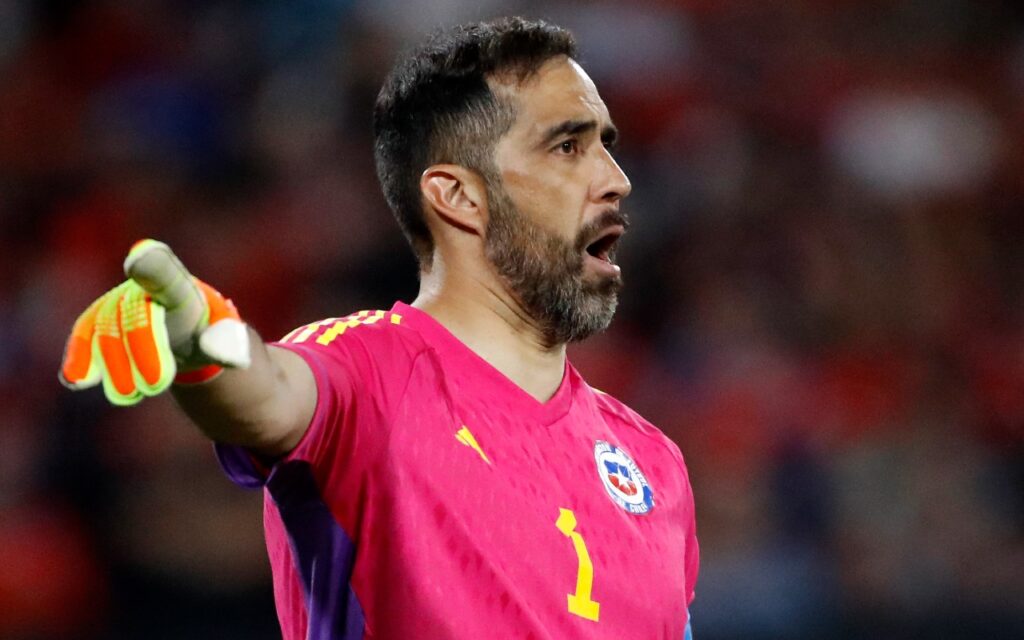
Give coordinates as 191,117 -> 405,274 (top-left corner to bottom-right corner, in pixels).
503,166 -> 587,235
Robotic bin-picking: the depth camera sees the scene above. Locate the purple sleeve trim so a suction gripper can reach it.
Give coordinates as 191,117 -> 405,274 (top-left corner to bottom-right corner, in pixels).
267,460 -> 364,639
214,442 -> 267,490
212,341 -> 333,491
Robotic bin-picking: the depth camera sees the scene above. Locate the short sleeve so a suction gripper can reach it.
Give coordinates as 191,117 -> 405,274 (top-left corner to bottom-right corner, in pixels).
215,312 -> 416,489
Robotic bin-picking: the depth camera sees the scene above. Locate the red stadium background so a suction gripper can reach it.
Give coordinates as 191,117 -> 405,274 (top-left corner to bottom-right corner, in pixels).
1,1 -> 1022,638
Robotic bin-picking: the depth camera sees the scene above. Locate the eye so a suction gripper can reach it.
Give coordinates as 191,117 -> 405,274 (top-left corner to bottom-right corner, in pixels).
556,139 -> 578,155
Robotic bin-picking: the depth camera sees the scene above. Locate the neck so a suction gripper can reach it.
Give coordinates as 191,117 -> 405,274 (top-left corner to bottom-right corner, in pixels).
412,254 -> 566,403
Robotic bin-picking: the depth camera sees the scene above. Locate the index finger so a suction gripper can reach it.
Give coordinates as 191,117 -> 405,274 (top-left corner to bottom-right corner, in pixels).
123,239 -> 204,312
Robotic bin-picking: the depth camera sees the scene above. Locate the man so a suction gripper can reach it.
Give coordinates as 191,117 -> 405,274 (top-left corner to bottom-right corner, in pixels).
61,17 -> 698,639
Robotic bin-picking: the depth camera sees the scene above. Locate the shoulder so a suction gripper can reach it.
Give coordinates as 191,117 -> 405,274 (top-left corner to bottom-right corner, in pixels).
275,308 -> 433,386
589,386 -> 660,440
278,308 -> 428,356
588,384 -> 688,471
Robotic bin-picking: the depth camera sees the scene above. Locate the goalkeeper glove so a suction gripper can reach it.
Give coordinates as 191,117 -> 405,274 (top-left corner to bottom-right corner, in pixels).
59,239 -> 251,406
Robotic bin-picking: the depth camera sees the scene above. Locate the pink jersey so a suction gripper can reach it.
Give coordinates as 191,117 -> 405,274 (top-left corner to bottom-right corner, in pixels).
217,302 -> 698,639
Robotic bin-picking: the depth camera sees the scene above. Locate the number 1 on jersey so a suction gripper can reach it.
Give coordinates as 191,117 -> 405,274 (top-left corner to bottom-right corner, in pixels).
556,508 -> 600,622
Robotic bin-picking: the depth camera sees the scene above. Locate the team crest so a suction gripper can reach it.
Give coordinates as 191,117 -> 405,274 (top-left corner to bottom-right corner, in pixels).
594,440 -> 654,515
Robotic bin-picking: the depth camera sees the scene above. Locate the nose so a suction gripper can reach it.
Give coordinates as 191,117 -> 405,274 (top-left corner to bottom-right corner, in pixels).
592,147 -> 632,204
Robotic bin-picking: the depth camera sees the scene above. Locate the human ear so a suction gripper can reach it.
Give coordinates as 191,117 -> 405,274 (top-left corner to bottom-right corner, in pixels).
420,164 -> 489,235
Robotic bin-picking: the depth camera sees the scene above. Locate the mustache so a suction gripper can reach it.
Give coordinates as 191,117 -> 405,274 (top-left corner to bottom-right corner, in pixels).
576,209 -> 631,251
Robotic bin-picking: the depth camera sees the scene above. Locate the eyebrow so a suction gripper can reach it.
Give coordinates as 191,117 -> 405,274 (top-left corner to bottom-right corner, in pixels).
538,118 -> 619,149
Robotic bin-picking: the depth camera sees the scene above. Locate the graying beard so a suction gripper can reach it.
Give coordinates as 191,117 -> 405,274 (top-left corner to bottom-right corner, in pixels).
485,187 -> 618,347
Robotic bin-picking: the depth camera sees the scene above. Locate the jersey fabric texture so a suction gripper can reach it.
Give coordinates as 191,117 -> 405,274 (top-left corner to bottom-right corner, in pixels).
216,302 -> 699,639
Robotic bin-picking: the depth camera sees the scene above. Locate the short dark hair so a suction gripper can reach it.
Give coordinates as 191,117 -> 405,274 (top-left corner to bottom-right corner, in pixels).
373,17 -> 577,268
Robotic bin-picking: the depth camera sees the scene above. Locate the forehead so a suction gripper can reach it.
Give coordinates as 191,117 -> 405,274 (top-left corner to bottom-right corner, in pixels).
493,57 -> 611,141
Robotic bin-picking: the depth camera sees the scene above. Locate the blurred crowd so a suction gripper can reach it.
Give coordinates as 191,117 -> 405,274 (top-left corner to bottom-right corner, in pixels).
1,1 -> 1022,638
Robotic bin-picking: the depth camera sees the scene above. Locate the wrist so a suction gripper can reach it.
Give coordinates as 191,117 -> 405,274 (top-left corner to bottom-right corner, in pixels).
174,364 -> 224,385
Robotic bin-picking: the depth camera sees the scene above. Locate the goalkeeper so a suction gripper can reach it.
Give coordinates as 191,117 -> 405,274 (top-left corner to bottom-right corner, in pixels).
60,17 -> 699,640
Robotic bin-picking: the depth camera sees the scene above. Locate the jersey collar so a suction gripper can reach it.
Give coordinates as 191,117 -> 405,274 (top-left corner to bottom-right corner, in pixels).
391,301 -> 577,425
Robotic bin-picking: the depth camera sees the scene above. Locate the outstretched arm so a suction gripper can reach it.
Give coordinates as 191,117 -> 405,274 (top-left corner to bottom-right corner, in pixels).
171,334 -> 315,457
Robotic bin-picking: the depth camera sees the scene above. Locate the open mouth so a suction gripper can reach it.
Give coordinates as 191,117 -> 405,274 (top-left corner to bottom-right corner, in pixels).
584,226 -> 624,263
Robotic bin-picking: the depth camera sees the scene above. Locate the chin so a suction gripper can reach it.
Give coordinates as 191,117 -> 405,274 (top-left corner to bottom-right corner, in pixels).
559,291 -> 619,344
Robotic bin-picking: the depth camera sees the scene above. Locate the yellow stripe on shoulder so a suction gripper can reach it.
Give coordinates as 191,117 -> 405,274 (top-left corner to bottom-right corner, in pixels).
279,310 -> 402,346
279,318 -> 338,344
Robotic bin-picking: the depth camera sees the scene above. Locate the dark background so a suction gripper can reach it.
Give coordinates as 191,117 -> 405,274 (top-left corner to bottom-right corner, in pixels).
1,0 -> 1022,638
